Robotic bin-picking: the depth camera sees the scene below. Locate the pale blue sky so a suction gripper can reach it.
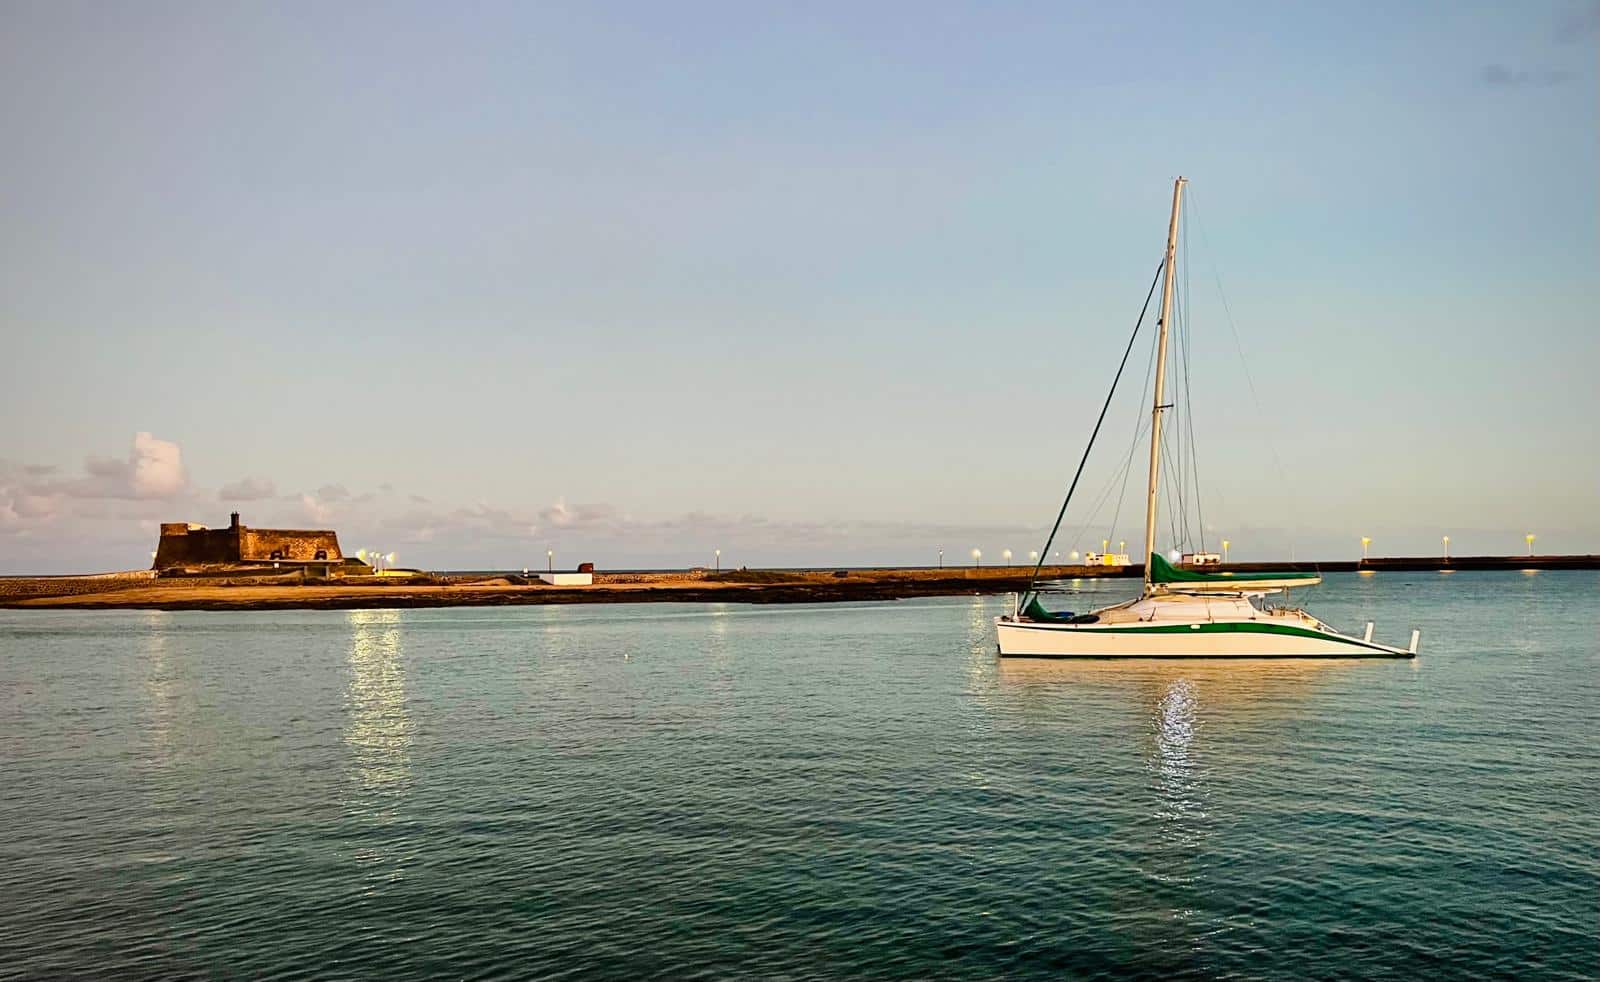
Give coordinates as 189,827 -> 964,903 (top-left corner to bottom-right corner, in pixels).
2,1 -> 1596,572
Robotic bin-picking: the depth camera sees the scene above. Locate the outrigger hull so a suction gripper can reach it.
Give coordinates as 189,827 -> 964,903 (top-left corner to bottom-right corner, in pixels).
995,617 -> 1416,659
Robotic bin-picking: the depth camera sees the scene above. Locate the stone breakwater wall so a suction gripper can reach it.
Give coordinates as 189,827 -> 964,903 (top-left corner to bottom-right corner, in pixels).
0,570 -> 156,600
595,570 -> 713,584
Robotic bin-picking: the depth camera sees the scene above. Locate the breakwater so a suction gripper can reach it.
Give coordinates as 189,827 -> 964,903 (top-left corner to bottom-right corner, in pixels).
5,556 -> 1596,611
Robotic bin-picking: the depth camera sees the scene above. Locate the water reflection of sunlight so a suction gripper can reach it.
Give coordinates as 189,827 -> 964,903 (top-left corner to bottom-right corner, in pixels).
345,609 -> 413,795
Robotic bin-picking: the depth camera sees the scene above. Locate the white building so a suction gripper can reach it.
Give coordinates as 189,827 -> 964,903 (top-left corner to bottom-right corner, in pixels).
1083,552 -> 1131,567
537,572 -> 593,586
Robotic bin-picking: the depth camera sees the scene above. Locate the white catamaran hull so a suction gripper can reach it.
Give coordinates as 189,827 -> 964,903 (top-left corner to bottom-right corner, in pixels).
995,617 -> 1416,658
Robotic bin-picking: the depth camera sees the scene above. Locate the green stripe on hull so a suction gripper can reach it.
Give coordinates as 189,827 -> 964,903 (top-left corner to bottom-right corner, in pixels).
998,651 -> 1409,660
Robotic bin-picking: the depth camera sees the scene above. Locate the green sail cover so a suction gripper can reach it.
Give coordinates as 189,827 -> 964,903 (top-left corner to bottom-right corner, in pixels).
1147,552 -> 1319,584
1023,595 -> 1072,622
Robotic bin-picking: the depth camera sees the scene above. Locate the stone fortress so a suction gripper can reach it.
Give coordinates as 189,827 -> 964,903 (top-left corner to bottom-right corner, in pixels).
153,512 -> 344,571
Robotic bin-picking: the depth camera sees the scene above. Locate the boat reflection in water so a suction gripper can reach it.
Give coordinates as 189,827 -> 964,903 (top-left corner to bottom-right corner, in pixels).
993,657 -> 1369,941
344,609 -> 413,797
995,656 -> 1364,707
995,658 -> 1366,837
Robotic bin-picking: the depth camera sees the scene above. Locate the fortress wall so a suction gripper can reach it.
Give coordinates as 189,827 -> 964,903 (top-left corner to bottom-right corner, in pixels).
153,526 -> 241,567
239,528 -> 342,562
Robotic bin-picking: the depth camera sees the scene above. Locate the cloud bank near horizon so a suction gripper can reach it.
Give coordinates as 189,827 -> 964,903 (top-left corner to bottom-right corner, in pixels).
2,431 -> 1593,575
0,432 -> 1051,573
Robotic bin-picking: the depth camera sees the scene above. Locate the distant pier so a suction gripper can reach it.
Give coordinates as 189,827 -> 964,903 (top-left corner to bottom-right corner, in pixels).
1352,554 -> 1600,572
3,555 -> 1596,611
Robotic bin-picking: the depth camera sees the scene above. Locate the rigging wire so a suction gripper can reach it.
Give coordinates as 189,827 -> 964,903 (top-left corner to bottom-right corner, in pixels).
1019,260 -> 1165,608
1104,309 -> 1161,554
1178,206 -> 1207,553
1160,424 -> 1184,548
1170,285 -> 1190,547
1186,189 -> 1301,551
1057,412 -> 1149,568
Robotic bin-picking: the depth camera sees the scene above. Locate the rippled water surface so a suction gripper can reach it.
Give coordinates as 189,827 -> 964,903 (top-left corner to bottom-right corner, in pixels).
2,572 -> 1596,979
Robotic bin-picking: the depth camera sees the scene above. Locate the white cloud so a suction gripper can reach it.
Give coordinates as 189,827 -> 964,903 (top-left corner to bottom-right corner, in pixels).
129,432 -> 185,497
219,476 -> 278,501
541,498 -> 618,529
50,432 -> 189,500
299,493 -> 334,525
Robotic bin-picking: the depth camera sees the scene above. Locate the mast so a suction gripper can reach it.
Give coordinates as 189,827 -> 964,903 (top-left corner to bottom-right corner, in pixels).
1142,176 -> 1186,593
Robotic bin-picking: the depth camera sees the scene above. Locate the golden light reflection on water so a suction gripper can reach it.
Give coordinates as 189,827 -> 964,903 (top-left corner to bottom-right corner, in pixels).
138,610 -> 177,765
345,609 -> 413,795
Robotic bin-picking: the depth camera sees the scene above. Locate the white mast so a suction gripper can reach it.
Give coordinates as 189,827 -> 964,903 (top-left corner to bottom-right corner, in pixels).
1142,176 -> 1186,593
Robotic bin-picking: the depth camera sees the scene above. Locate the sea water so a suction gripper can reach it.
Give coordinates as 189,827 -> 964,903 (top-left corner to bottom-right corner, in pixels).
1,571 -> 1595,978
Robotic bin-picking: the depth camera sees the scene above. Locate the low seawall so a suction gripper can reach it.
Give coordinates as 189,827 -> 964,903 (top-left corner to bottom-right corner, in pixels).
4,556 -> 1595,612
0,570 -> 157,602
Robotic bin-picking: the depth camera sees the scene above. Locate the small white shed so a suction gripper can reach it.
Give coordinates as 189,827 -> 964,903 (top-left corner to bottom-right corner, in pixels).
537,572 -> 593,586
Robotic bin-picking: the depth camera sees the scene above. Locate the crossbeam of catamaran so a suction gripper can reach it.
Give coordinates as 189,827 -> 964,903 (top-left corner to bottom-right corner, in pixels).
995,177 -> 1419,659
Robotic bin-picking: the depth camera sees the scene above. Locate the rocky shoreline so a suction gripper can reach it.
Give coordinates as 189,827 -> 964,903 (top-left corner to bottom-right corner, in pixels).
1,566 -> 1115,611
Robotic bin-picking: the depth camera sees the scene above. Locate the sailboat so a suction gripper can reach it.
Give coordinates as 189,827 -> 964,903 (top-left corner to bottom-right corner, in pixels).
995,178 -> 1418,659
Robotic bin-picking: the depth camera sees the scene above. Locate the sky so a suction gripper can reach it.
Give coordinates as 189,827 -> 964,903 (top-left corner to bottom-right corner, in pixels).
2,1 -> 1596,573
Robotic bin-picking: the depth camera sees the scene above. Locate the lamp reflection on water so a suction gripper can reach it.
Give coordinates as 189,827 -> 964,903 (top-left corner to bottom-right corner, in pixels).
138,610 -> 179,768
964,594 -> 998,691
345,609 -> 413,795
1151,677 -> 1203,847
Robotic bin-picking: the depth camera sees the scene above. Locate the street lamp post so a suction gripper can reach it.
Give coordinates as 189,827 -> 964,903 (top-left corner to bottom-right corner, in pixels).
715,548 -> 721,572
1361,536 -> 1371,561
938,549 -> 943,569
1222,539 -> 1230,564
1442,536 -> 1450,560
971,548 -> 981,568
547,549 -> 554,573
1002,548 -> 1013,566
1526,533 -> 1535,556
